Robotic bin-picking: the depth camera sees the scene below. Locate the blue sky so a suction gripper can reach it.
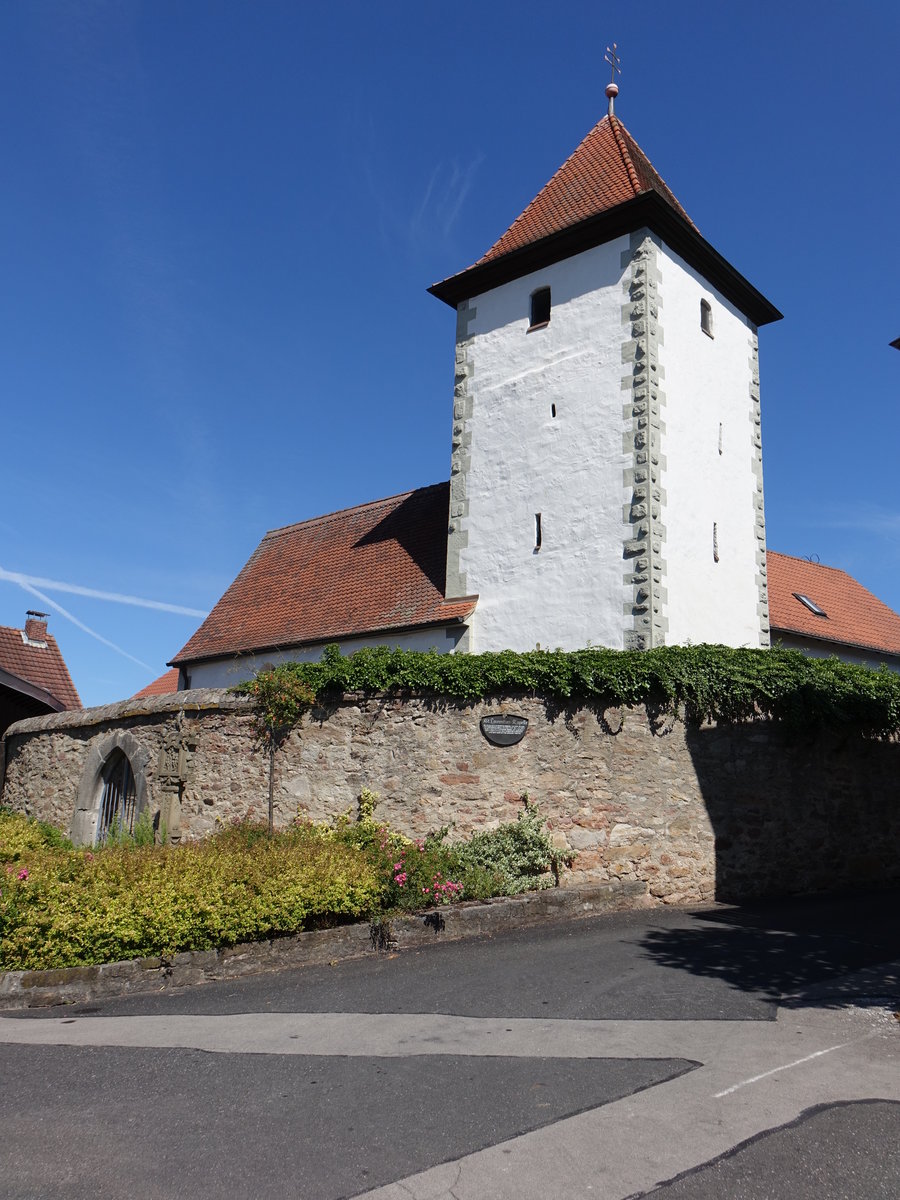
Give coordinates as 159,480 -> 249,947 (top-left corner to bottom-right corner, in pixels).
2,0 -> 899,707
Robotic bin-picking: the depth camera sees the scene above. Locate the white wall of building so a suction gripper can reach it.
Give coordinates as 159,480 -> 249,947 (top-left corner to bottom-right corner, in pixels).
773,632 -> 900,673
657,245 -> 763,647
183,625 -> 466,689
459,238 -> 632,652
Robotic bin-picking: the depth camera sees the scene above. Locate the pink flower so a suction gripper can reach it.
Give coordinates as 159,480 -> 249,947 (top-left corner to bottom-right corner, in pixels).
17,868 -> 29,881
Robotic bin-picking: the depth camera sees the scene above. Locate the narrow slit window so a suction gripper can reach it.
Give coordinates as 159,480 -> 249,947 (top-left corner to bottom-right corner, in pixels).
530,287 -> 551,329
793,592 -> 828,617
700,298 -> 713,338
712,522 -> 719,563
534,513 -> 542,551
551,403 -> 557,418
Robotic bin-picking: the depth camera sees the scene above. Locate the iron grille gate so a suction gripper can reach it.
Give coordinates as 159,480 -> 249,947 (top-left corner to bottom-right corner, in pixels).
96,752 -> 137,843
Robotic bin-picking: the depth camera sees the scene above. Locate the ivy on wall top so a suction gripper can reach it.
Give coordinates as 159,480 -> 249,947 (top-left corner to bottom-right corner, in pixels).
234,644 -> 900,740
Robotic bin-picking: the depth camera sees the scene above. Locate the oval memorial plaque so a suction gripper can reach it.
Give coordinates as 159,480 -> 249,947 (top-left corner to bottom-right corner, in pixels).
480,715 -> 528,746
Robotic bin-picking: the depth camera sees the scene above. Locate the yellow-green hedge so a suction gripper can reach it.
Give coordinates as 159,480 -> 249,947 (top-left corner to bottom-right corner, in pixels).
1,813 -> 384,971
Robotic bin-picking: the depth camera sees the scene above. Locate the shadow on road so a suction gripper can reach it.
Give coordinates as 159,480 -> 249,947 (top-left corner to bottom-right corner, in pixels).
635,889 -> 900,1009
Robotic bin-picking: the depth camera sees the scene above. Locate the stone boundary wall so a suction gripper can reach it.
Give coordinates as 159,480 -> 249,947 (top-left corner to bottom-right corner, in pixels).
3,689 -> 899,905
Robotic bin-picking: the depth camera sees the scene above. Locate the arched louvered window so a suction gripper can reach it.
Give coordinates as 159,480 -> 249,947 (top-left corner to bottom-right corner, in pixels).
96,750 -> 137,843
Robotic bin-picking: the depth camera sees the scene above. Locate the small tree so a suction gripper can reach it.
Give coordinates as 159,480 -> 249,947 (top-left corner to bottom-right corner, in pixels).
236,667 -> 316,834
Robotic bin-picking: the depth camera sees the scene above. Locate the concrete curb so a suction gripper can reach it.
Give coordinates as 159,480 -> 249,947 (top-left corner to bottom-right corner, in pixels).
0,880 -> 650,1010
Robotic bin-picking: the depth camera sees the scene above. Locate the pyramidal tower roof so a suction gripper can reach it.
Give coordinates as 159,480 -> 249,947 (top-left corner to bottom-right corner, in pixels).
477,114 -> 695,265
429,112 -> 781,326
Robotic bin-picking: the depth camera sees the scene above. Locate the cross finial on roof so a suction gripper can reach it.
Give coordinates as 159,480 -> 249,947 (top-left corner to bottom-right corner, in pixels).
604,43 -> 621,116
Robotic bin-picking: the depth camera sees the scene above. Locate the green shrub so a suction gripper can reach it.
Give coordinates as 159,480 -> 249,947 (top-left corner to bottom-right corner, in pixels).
0,816 -> 385,972
0,807 -> 72,861
453,803 -> 572,895
0,798 -> 571,973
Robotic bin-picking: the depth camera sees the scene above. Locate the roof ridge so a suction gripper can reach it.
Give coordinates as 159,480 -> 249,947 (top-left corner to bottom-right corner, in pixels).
263,482 -> 448,540
608,114 -> 642,196
767,551 -> 855,578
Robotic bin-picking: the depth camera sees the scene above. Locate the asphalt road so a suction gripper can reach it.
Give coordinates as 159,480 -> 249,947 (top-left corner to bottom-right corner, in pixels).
2,890 -> 899,1199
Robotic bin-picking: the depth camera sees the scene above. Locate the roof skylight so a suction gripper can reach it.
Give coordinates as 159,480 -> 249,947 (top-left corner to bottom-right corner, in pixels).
792,592 -> 828,618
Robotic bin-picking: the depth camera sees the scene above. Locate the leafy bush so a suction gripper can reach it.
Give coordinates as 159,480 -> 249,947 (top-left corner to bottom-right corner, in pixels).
0,807 -> 72,861
324,791 -> 569,910
101,809 -> 159,849
233,666 -> 317,736
1,816 -> 385,972
453,803 -> 572,895
0,798 -> 570,972
239,643 -> 900,739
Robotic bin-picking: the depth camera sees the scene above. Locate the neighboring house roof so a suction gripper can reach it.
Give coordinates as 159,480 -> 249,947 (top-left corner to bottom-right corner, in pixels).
429,114 -> 781,327
767,551 -> 900,659
133,667 -> 180,698
0,623 -> 81,710
171,482 -> 477,666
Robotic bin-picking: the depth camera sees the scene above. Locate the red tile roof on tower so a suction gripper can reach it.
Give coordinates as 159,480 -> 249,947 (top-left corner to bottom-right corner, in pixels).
767,551 -> 900,658
476,115 -> 695,266
0,622 -> 81,710
171,482 -> 477,666
133,667 -> 180,698
429,112 -> 781,326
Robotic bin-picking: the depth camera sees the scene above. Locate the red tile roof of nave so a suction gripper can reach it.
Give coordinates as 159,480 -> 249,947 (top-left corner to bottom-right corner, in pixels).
0,625 -> 82,709
475,114 -> 695,267
171,482 -> 477,665
133,667 -> 180,698
767,551 -> 900,657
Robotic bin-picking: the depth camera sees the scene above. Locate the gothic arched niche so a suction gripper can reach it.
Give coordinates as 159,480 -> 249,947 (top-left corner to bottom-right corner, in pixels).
96,750 -> 137,842
70,730 -> 152,845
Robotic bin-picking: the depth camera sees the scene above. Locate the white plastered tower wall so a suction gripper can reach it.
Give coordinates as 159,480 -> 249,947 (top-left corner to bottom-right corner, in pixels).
445,229 -> 770,653
449,239 -> 634,653
656,242 -> 769,647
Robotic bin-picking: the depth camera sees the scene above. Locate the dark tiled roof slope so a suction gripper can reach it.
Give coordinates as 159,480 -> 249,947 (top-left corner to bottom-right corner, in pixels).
133,667 -> 180,697
172,482 -> 476,665
476,114 -> 695,267
767,551 -> 900,657
0,625 -> 81,709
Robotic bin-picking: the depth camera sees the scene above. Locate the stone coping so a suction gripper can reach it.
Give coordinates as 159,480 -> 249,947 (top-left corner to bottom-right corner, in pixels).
4,688 -> 251,737
2,684 -> 565,739
0,881 -> 649,1010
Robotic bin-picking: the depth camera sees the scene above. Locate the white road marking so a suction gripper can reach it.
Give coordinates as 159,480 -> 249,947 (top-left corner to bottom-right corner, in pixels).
714,1040 -> 855,1097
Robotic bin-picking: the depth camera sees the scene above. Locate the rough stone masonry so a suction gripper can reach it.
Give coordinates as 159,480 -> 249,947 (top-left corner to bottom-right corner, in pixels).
2,689 -> 899,905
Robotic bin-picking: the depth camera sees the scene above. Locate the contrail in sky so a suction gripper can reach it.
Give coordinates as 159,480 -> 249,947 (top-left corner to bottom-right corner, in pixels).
7,575 -> 153,671
0,569 -> 207,617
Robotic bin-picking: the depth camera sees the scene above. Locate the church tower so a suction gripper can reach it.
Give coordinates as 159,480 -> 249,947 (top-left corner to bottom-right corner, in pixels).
430,84 -> 781,653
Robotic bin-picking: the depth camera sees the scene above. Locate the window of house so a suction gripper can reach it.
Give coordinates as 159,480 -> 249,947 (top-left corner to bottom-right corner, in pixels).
793,593 -> 828,618
529,287 -> 551,329
96,750 -> 137,843
700,298 -> 713,338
